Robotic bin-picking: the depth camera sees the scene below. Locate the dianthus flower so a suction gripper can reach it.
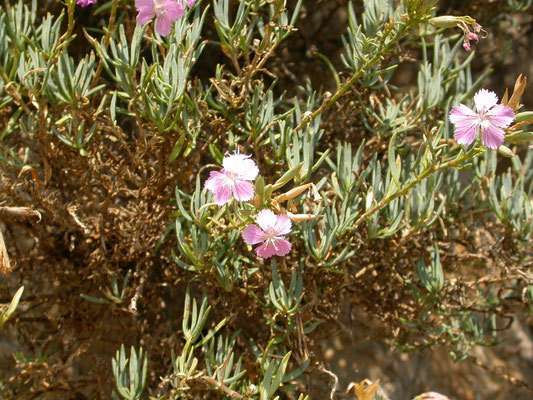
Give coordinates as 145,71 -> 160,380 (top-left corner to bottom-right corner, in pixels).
204,152 -> 259,206
449,89 -> 515,149
77,0 -> 97,7
135,0 -> 185,37
242,210 -> 292,258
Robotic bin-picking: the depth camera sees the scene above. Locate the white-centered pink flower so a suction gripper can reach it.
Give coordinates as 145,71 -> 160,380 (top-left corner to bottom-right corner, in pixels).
204,152 -> 259,206
135,0 -> 185,37
242,210 -> 292,258
449,89 -> 515,149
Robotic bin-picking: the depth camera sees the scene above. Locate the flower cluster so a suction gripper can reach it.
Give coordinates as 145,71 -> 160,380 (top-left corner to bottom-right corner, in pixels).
205,152 -> 293,259
135,0 -> 196,37
449,89 -> 515,149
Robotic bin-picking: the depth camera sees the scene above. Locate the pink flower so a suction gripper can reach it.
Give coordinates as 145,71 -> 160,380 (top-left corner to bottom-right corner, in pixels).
77,0 -> 97,6
204,152 -> 259,205
449,89 -> 515,149
242,210 -> 292,258
186,0 -> 197,7
135,0 -> 185,37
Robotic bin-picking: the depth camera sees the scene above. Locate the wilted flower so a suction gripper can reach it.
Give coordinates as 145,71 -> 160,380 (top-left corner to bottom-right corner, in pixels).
205,152 -> 259,205
242,210 -> 292,258
449,89 -> 515,149
135,0 -> 185,37
428,15 -> 486,52
77,0 -> 97,7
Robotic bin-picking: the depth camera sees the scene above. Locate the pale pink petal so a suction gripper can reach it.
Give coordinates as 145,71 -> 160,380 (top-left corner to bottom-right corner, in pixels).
163,1 -> 185,20
454,120 -> 478,146
274,215 -> 291,236
223,153 -> 259,181
474,89 -> 498,112
205,171 -> 226,191
205,171 -> 232,205
487,104 -> 515,128
137,7 -> 155,25
155,15 -> 174,36
481,122 -> 505,149
232,179 -> 254,202
256,209 -> 277,231
273,238 -> 292,256
449,104 -> 476,125
213,185 -> 232,205
242,225 -> 264,245
186,0 -> 196,6
256,242 -> 277,258
135,0 -> 153,8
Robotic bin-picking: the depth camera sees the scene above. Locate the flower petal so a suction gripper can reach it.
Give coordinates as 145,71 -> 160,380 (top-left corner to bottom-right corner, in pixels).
487,104 -> 515,128
273,238 -> 292,256
136,8 -> 155,25
242,225 -> 264,245
213,185 -> 232,205
274,215 -> 291,236
205,170 -> 226,191
453,119 -> 478,146
449,104 -> 476,126
223,153 -> 259,181
474,89 -> 498,112
255,242 -> 277,258
135,0 -> 153,8
232,179 -> 254,202
256,209 -> 277,231
163,1 -> 185,20
205,171 -> 232,205
481,122 -> 505,149
155,14 -> 174,36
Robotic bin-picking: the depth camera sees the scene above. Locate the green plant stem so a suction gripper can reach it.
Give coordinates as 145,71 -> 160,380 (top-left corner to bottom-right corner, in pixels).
292,19 -> 413,134
352,149 -> 474,230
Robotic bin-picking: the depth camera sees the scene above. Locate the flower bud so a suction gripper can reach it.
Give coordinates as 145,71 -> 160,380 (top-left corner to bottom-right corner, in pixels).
497,145 -> 515,158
